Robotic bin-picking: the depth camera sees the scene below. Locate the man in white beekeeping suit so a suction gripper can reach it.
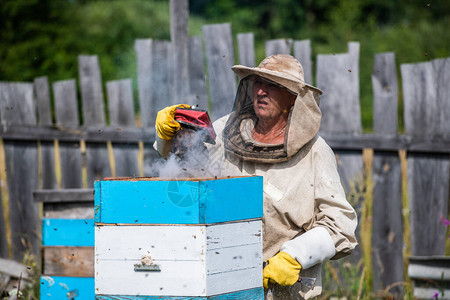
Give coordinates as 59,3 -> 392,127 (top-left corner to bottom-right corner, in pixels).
154,54 -> 358,299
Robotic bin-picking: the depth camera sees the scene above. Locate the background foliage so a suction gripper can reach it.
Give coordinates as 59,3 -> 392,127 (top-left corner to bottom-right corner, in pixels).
1,0 -> 449,130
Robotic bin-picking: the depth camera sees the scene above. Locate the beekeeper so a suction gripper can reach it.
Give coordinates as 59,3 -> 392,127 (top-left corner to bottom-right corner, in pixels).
154,54 -> 358,299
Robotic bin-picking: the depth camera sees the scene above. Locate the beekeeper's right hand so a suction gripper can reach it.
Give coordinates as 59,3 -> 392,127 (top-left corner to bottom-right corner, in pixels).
156,104 -> 191,140
263,252 -> 302,289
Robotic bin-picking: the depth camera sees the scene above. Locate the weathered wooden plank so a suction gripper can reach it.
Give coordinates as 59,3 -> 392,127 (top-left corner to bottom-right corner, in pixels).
79,56 -> 111,187
408,255 -> 450,299
0,83 -> 40,259
0,257 -> 30,279
34,188 -> 94,203
134,39 -> 160,176
372,152 -> 403,293
0,82 -> 36,125
265,39 -> 293,56
371,53 -> 403,295
334,151 -> 364,193
3,140 -> 40,258
170,0 -> 189,104
42,246 -> 94,277
293,40 -> 312,84
42,219 -> 94,246
34,77 -> 57,189
237,33 -> 255,67
412,287 -> 450,300
402,58 -> 450,137
434,58 -> 450,134
53,79 -> 83,188
189,36 -> 208,109
34,77 -> 52,126
40,276 -> 94,300
407,154 -> 449,256
107,79 -> 139,177
202,23 -> 236,120
152,40 -> 172,110
134,39 -> 153,128
34,187 -> 94,220
53,80 -> 79,129
2,126 -> 450,153
0,83 -> 8,259
402,58 -> 450,256
317,43 -> 363,271
317,43 -> 361,134
79,56 -> 106,126
0,125 -> 156,144
317,43 -> 363,189
0,188 -> 6,258
85,143 -> 112,187
372,53 -> 398,135
408,256 -> 450,280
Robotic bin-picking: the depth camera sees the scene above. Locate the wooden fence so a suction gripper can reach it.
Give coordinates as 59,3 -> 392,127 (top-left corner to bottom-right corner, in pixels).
0,0 -> 449,296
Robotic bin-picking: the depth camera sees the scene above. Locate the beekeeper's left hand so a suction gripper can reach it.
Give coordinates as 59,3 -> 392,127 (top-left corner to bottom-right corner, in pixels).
263,251 -> 302,289
155,104 -> 191,140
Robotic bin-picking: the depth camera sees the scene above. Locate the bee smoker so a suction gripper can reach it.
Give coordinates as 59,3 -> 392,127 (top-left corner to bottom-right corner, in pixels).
171,107 -> 216,172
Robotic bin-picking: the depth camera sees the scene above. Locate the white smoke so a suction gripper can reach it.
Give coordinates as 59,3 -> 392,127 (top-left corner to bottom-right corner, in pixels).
149,129 -> 218,179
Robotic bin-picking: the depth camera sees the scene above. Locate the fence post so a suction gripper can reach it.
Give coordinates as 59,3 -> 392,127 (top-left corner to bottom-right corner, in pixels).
152,41 -> 173,109
237,33 -> 255,67
203,23 -> 236,120
34,76 -> 57,189
170,0 -> 189,104
317,42 -> 363,188
371,52 -> 403,295
106,79 -> 139,177
293,40 -> 312,84
78,56 -> 111,187
53,79 -> 83,189
0,82 -> 39,259
134,39 -> 153,128
188,36 -> 208,109
265,39 -> 293,57
402,58 -> 450,256
316,42 -> 364,270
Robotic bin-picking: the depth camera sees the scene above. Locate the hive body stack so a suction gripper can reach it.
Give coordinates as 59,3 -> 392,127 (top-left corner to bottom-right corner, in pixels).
38,190 -> 95,300
94,176 -> 264,299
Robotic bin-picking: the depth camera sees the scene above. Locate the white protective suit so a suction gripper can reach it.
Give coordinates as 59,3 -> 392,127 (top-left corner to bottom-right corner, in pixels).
155,55 -> 358,299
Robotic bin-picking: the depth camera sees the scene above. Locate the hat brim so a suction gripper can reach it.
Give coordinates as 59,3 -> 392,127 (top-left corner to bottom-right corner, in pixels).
232,65 -> 323,95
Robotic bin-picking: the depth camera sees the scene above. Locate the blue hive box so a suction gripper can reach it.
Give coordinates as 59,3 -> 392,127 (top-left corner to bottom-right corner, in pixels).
94,176 -> 263,224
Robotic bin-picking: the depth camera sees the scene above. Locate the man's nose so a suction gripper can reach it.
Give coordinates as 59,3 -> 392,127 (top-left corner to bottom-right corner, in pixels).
256,86 -> 267,95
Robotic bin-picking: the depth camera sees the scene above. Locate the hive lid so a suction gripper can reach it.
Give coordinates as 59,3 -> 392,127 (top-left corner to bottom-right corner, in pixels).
94,176 -> 263,225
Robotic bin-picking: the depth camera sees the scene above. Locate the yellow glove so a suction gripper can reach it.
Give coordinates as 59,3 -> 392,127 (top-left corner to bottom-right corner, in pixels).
263,252 -> 302,289
155,104 -> 191,140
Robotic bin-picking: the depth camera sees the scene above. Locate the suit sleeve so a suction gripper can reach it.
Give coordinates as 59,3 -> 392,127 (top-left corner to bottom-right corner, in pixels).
311,140 -> 358,259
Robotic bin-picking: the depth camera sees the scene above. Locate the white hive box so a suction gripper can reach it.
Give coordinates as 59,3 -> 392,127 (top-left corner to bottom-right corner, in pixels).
94,176 -> 264,299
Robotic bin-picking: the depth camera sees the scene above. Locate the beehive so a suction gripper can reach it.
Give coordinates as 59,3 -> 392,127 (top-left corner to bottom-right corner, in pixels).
94,176 -> 264,299
36,189 -> 95,300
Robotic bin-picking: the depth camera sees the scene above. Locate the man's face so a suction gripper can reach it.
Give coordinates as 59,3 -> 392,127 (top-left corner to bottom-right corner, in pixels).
252,76 -> 296,122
